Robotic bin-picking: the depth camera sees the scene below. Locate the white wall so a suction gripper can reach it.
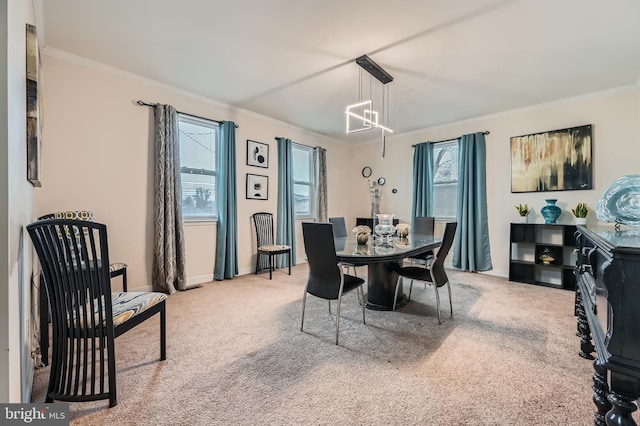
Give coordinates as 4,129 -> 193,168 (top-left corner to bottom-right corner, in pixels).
37,52 -> 352,289
349,87 -> 640,277
38,50 -> 640,286
1,0 -> 37,402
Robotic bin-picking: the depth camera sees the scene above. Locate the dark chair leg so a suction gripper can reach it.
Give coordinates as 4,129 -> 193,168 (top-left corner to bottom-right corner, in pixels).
269,254 -> 273,280
288,251 -> 291,275
122,267 -> 128,292
39,276 -> 49,366
160,303 -> 166,360
255,254 -> 259,274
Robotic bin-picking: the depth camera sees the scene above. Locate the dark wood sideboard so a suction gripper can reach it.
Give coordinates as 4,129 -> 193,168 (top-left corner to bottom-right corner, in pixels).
575,225 -> 640,425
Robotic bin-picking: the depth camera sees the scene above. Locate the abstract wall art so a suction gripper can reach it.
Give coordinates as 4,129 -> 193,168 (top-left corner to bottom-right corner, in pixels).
511,124 -> 592,193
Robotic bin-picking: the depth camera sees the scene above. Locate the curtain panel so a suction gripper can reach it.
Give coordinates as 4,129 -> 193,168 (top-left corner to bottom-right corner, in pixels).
314,146 -> 328,223
214,121 -> 239,280
276,137 -> 297,268
453,132 -> 493,272
411,142 -> 434,229
152,104 -> 186,294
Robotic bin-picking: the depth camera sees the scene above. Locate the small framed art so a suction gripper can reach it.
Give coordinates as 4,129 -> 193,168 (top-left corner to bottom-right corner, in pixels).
247,140 -> 269,168
246,173 -> 268,200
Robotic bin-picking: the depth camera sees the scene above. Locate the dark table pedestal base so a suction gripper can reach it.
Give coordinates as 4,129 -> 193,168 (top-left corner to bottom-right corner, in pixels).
364,260 -> 405,311
365,293 -> 408,311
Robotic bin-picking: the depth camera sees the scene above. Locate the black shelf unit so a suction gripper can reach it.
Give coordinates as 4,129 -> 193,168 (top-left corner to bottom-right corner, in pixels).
509,223 -> 577,290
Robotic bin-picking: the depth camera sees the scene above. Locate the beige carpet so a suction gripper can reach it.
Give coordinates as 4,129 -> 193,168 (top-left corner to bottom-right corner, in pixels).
31,264 -> 628,425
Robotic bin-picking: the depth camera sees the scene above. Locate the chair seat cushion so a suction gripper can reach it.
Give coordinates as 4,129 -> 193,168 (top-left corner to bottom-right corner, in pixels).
396,266 -> 433,282
258,244 -> 290,253
342,274 -> 365,293
111,292 -> 167,326
71,292 -> 167,329
109,262 -> 127,272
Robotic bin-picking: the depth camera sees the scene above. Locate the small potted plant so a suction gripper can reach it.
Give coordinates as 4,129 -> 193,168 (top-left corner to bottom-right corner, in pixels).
515,204 -> 531,223
572,202 -> 588,225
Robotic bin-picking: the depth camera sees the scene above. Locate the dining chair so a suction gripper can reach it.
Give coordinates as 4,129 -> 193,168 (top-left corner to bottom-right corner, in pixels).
328,217 -> 361,277
408,216 -> 436,266
27,218 -> 167,407
252,212 -> 291,279
301,222 -> 366,345
393,222 -> 458,324
37,210 -> 128,366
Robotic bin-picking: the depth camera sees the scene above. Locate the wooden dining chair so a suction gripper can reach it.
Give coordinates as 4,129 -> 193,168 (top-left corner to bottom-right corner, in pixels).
301,222 -> 366,345
252,212 -> 291,279
27,218 -> 167,407
393,222 -> 458,324
37,210 -> 128,366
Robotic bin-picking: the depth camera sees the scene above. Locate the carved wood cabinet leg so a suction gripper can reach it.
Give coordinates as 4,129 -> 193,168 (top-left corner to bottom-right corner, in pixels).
577,299 -> 595,360
592,359 -> 611,426
605,392 -> 638,426
575,286 -> 582,322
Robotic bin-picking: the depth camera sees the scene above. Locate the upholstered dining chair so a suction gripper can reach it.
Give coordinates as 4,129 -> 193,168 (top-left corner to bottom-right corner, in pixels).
37,210 -> 128,366
393,222 -> 458,324
27,218 -> 167,407
301,222 -> 366,345
328,217 -> 362,276
252,212 -> 291,279
408,216 -> 436,266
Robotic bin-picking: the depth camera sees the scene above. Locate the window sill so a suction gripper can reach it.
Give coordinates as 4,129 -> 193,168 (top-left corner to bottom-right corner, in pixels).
184,219 -> 217,226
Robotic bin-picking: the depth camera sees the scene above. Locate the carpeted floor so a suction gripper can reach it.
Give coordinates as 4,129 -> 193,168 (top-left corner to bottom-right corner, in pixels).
31,264 -> 626,425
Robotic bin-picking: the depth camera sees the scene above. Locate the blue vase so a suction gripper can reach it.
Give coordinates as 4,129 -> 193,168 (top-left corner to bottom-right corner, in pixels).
541,199 -> 561,224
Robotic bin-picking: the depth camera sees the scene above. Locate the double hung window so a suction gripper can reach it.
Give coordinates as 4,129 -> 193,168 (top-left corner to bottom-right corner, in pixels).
292,144 -> 316,219
432,140 -> 459,219
178,114 -> 219,221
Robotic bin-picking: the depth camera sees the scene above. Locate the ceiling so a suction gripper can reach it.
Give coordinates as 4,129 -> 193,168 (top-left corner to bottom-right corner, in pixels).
35,0 -> 640,143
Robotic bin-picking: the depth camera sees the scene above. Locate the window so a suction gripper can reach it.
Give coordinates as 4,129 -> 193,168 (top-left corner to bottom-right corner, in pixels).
178,114 -> 219,220
292,144 -> 315,218
432,140 -> 458,218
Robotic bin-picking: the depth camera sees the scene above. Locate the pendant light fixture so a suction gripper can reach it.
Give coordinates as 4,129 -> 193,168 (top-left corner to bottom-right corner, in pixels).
345,55 -> 394,157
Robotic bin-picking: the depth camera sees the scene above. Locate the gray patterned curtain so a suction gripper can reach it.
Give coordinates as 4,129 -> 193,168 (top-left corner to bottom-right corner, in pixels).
152,104 -> 186,294
314,146 -> 328,222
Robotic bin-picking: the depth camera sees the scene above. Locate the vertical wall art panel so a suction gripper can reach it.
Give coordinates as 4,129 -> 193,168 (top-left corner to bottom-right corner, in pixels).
511,124 -> 592,193
26,24 -> 41,187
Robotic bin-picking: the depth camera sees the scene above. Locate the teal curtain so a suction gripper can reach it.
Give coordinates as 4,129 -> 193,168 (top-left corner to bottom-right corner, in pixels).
453,132 -> 492,272
411,142 -> 434,229
214,121 -> 238,280
276,137 -> 297,267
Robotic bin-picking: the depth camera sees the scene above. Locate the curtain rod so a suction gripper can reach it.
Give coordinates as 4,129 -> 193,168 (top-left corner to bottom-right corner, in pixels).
135,100 -> 239,128
274,137 -> 315,150
411,131 -> 490,147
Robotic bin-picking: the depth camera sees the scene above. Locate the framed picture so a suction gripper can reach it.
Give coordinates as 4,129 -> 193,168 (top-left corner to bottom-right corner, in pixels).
511,124 -> 592,193
247,140 -> 269,168
246,173 -> 268,200
26,24 -> 41,187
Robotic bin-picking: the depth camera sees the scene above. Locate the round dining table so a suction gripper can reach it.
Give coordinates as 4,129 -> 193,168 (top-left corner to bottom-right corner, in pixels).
335,233 -> 441,310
